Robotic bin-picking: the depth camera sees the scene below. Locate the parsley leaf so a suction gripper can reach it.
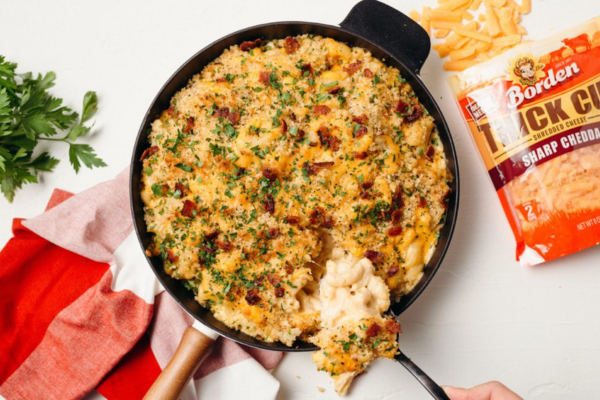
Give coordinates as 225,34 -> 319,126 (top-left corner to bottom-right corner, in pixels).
0,55 -> 105,202
68,144 -> 107,173
175,162 -> 193,172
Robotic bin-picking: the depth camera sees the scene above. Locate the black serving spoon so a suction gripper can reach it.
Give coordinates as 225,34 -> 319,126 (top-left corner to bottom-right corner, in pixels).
395,351 -> 450,400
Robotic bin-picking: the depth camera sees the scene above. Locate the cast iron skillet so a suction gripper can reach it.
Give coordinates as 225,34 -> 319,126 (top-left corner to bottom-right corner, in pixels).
131,0 -> 459,398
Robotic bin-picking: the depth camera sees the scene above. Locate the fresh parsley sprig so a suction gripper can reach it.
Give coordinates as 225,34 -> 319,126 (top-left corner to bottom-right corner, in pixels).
0,55 -> 106,202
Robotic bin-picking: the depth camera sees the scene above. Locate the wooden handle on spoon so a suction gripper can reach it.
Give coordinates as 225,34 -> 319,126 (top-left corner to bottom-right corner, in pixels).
144,326 -> 216,400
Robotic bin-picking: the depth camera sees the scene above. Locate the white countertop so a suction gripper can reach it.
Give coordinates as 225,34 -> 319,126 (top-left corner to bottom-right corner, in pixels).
2,1 -> 600,399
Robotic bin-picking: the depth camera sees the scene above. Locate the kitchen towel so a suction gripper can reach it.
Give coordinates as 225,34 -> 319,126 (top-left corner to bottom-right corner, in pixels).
0,168 -> 282,400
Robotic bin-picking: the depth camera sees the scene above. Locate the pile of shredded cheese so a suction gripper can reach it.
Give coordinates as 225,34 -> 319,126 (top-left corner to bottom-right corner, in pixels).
410,0 -> 532,71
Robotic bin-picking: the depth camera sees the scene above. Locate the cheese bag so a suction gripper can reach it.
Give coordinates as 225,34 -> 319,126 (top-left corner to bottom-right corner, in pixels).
450,17 -> 600,266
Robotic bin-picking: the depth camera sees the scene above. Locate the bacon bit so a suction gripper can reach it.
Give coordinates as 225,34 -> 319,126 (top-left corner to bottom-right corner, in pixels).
183,116 -> 195,133
289,112 -> 297,121
284,215 -> 300,224
317,125 -> 331,145
329,136 -> 341,152
396,99 -> 410,114
391,209 -> 403,224
309,207 -> 323,225
215,77 -> 226,83
245,289 -> 261,305
165,249 -> 178,263
301,63 -> 313,76
352,114 -> 369,124
309,142 -> 318,147
363,68 -> 374,78
205,230 -> 219,241
281,119 -> 288,134
387,265 -> 400,277
366,322 -> 381,337
263,195 -> 275,214
354,151 -> 368,160
364,250 -> 384,264
361,181 -> 374,190
313,105 -> 331,115
327,86 -> 341,94
259,71 -> 270,86
354,125 -> 368,139
285,263 -> 294,275
216,240 -> 232,252
344,60 -> 363,76
385,320 -> 402,334
240,38 -> 262,52
303,161 -> 334,175
396,99 -> 422,123
267,273 -> 282,287
214,107 -> 230,118
274,287 -> 285,298
392,189 -> 404,210
313,161 -> 335,169
323,216 -> 335,229
262,166 -> 278,181
174,182 -> 186,196
227,110 -> 240,125
425,145 -> 435,160
161,184 -> 169,196
284,36 -> 300,54
442,188 -> 452,210
406,106 -> 421,123
181,200 -> 196,217
316,126 -> 340,152
418,197 -> 427,208
360,191 -> 371,200
139,146 -> 159,161
268,227 -> 280,239
166,106 -> 176,116
295,129 -> 306,141
236,167 -> 246,177
388,225 -> 403,237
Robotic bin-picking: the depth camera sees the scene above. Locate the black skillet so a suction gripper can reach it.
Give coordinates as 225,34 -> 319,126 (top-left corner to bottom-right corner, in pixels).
131,1 -> 459,398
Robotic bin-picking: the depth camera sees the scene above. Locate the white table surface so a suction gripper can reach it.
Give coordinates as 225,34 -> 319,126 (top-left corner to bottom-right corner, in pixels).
2,1 -> 600,399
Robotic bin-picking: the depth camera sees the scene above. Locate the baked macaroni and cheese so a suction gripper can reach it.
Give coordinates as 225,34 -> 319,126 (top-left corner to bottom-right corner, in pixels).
140,34 -> 451,394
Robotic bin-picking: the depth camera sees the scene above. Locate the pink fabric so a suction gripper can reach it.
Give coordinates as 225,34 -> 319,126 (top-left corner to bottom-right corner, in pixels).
195,337 -> 282,380
23,169 -> 132,263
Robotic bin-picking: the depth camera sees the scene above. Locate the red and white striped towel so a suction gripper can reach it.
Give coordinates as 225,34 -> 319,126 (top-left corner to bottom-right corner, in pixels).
0,168 -> 282,400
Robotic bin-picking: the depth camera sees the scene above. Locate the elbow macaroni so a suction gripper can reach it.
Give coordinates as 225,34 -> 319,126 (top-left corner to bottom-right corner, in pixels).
311,249 -> 399,396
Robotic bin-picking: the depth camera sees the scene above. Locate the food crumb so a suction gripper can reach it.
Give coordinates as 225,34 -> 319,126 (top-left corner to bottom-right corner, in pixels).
318,387 -> 325,393
296,375 -> 301,379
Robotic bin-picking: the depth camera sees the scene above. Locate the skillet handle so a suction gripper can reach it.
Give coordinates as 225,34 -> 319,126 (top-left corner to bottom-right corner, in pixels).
395,352 -> 450,400
144,326 -> 216,400
340,0 -> 430,74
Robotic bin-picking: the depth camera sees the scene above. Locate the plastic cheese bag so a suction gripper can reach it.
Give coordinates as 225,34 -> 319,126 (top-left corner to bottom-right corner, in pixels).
450,17 -> 600,266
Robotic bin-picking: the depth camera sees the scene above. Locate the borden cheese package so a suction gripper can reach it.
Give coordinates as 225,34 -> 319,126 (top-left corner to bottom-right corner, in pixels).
450,17 -> 600,266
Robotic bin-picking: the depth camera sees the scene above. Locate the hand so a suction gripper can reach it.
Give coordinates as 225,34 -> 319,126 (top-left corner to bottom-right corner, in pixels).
443,381 -> 523,400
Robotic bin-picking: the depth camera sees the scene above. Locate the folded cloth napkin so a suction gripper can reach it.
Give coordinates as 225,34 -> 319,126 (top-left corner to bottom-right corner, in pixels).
0,168 -> 282,400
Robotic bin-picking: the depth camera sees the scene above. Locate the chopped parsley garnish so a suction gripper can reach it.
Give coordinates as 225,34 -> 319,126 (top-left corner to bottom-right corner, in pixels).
175,162 -> 192,172
315,93 -> 328,103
